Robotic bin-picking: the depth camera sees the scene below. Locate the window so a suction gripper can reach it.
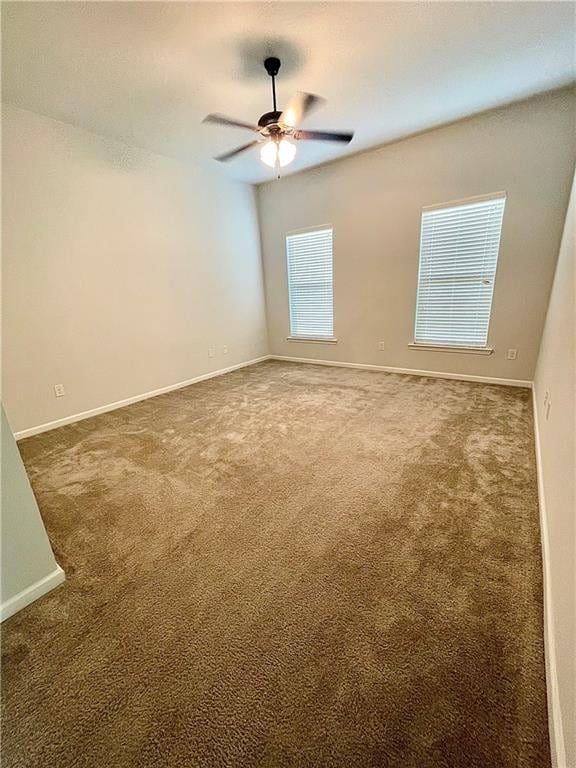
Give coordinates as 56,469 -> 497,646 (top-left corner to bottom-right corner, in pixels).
286,227 -> 334,340
413,193 -> 506,349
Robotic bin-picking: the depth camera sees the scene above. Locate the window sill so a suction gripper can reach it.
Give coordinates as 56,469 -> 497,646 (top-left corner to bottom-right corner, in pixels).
287,336 -> 338,344
408,342 -> 493,356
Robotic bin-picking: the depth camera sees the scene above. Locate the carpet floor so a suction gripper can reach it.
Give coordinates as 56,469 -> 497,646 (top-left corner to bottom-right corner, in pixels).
2,361 -> 549,768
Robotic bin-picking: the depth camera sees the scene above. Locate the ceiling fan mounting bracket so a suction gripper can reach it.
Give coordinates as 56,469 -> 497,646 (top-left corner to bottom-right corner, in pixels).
264,57 -> 281,77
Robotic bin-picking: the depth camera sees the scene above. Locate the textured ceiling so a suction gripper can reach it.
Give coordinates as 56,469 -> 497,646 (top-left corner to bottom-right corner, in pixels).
2,2 -> 574,184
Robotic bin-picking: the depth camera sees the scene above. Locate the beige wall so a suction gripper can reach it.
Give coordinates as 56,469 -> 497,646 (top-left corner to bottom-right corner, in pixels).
258,88 -> 576,383
1,405 -> 63,620
534,170 -> 575,768
2,106 -> 268,435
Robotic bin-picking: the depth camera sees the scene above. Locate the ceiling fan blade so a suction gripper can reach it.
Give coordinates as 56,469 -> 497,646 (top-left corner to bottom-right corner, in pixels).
280,92 -> 324,128
214,141 -> 260,162
295,129 -> 354,144
203,114 -> 257,131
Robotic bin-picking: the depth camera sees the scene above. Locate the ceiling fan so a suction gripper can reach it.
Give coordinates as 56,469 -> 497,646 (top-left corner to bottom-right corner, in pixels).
203,57 -> 354,172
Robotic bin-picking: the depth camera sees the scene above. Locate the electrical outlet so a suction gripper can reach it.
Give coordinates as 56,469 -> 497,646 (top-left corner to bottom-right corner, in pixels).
54,384 -> 65,398
378,341 -> 385,351
208,347 -> 215,358
223,345 -> 228,355
546,398 -> 552,421
507,348 -> 518,360
543,391 -> 549,407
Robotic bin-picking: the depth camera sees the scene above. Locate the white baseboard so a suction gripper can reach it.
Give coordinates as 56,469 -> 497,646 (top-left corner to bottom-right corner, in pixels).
14,356 -> 270,440
269,355 -> 532,388
0,565 -> 65,623
531,385 -> 566,768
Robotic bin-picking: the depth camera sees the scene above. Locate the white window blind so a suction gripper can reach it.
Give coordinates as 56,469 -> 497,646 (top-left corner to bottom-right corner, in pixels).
414,194 -> 506,348
286,227 -> 334,339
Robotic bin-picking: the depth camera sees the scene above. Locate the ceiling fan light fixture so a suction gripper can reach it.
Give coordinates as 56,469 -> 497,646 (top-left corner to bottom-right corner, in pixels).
260,138 -> 296,169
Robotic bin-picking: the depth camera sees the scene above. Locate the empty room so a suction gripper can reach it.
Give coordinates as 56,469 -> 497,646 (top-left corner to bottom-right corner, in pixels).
1,2 -> 575,767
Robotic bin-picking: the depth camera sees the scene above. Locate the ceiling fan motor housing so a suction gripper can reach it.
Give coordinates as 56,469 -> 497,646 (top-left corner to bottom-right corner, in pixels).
258,110 -> 282,129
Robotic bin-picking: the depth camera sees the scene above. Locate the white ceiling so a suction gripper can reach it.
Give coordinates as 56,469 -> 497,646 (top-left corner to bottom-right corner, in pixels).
2,2 -> 575,184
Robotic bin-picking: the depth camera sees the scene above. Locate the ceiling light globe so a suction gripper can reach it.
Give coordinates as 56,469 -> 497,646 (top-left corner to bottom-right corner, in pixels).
260,140 -> 278,168
278,138 -> 296,167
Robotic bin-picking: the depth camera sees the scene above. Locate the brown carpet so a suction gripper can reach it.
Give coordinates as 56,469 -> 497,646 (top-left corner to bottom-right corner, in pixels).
1,361 -> 549,768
